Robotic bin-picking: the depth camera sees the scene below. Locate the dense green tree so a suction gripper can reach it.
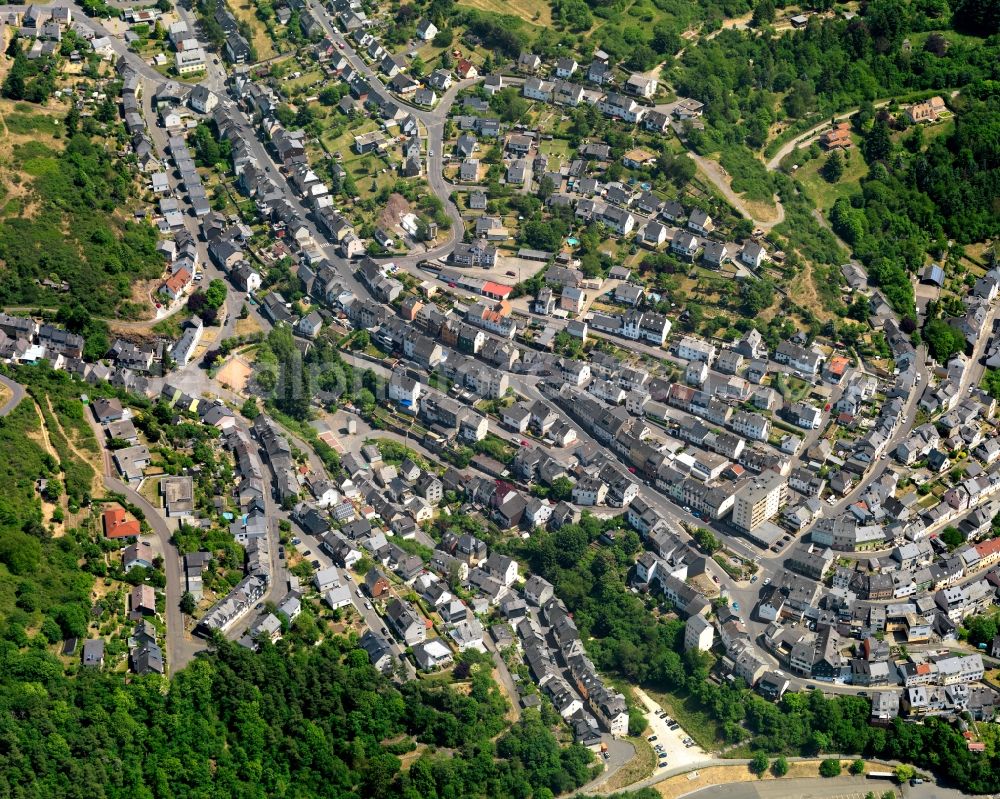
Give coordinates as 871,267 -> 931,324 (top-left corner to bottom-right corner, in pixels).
863,119 -> 892,164
939,526 -> 965,550
179,591 -> 196,615
752,0 -> 775,27
952,0 -> 1000,32
923,318 -> 967,362
819,759 -> 843,777
821,151 -> 844,183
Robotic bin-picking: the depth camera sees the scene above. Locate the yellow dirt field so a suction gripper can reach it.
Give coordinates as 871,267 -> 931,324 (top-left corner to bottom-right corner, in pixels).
652,760 -> 867,799
227,0 -> 276,59
235,314 -> 263,338
216,356 -> 253,394
459,0 -> 551,26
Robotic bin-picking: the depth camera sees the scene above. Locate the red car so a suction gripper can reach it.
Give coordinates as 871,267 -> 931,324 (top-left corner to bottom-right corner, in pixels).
447,282 -> 456,288
520,439 -> 530,446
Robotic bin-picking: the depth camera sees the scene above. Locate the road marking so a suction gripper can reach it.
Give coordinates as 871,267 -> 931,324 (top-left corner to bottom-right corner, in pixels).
317,429 -> 345,453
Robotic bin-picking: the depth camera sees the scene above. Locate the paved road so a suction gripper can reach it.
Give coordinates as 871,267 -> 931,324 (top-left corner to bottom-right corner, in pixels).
83,411 -> 206,671
0,374 -> 25,416
106,472 -> 206,671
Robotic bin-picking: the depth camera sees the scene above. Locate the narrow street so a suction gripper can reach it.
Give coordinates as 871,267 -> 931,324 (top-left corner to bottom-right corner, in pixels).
82,409 -> 206,672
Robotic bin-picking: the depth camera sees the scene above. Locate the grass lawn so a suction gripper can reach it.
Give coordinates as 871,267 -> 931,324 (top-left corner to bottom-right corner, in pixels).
646,687 -> 727,752
793,146 -> 867,214
283,68 -> 325,95
457,0 -> 551,26
226,0 -> 278,59
539,137 -> 574,162
321,118 -> 378,156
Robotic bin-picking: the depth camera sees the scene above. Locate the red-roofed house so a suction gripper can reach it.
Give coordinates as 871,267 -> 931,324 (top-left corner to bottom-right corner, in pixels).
826,356 -> 850,382
820,121 -> 852,150
482,281 -> 512,300
102,506 -> 141,538
159,267 -> 192,301
975,538 -> 1000,570
456,59 -> 478,79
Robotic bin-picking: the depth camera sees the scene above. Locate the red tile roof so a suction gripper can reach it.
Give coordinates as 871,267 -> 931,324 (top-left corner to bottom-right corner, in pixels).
102,506 -> 141,538
482,281 -> 512,298
975,538 -> 1000,558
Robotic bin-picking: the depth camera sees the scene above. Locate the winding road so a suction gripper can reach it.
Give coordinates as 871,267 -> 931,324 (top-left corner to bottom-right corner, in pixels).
82,410 -> 206,672
0,374 -> 25,416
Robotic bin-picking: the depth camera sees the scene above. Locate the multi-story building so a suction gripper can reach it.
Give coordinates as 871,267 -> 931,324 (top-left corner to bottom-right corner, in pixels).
684,614 -> 714,652
677,335 -> 716,364
731,473 -> 787,532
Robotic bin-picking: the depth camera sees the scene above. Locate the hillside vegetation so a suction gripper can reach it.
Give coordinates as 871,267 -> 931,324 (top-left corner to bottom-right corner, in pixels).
0,133 -> 162,319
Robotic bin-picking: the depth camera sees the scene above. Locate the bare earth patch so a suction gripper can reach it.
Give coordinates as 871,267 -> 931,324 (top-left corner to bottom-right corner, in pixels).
235,314 -> 263,337
787,261 -> 835,322
652,759 -> 865,799
378,192 -> 413,233
216,356 -> 253,394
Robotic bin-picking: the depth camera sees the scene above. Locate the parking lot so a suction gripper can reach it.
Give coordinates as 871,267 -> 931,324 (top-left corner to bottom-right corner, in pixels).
634,687 -> 712,773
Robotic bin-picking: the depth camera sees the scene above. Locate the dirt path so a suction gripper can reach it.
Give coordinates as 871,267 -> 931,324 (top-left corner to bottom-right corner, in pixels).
44,396 -> 104,491
692,152 -> 785,229
28,399 -> 73,536
30,400 -> 59,462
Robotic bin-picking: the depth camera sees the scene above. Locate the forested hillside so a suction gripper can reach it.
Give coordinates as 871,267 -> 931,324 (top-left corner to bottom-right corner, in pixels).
0,380 -> 96,651
0,131 -> 162,319
829,92 -> 1000,317
674,3 -> 999,160
0,637 -> 598,799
